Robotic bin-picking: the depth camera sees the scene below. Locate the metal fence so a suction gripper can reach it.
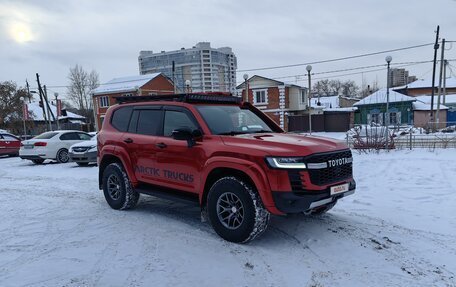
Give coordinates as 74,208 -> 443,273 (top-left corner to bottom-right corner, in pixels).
347,133 -> 456,149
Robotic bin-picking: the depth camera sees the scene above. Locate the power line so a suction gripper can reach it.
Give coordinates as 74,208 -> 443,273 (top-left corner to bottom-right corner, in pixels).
236,42 -> 435,72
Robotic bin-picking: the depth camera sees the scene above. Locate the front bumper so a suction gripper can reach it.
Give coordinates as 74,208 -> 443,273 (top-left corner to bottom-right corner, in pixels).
272,179 -> 356,214
69,151 -> 97,163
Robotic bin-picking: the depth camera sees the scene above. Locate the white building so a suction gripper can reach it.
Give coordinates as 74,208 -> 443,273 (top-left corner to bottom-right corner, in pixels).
138,42 -> 237,93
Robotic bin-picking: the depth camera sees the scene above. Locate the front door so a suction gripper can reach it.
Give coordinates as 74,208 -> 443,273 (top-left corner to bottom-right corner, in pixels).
153,107 -> 204,194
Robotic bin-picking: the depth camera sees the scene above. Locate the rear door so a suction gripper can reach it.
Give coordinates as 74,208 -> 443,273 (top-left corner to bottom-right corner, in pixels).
122,106 -> 163,184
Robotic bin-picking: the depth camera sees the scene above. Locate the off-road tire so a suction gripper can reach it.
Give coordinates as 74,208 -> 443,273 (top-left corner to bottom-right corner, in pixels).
310,201 -> 337,216
56,148 -> 69,163
31,159 -> 45,164
76,162 -> 89,167
207,177 -> 270,243
102,162 -> 139,210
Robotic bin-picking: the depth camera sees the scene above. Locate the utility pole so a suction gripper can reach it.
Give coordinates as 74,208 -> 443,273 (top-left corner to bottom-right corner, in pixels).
430,25 -> 440,129
43,86 -> 52,131
55,93 -> 60,130
385,56 -> 392,149
306,65 -> 313,135
443,60 -> 447,105
436,39 -> 445,127
25,80 -> 32,103
36,73 -> 49,131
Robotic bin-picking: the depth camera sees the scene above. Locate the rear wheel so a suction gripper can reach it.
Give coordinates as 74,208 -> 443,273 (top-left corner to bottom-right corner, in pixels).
31,159 -> 45,164
207,177 -> 270,243
56,148 -> 69,163
102,162 -> 139,210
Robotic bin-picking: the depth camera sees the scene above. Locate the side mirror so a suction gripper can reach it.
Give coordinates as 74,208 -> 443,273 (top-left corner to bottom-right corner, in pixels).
172,128 -> 203,147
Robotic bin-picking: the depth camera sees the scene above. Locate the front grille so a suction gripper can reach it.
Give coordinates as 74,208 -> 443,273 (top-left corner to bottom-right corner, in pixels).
306,150 -> 353,186
73,147 -> 88,152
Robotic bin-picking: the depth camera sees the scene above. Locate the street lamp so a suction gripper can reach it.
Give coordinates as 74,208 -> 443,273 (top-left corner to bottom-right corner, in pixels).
306,65 -> 312,134
385,55 -> 392,149
185,80 -> 191,94
243,74 -> 249,102
19,96 -> 26,137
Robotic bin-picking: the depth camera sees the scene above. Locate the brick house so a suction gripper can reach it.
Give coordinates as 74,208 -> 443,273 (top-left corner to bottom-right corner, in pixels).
236,75 -> 308,131
92,73 -> 174,130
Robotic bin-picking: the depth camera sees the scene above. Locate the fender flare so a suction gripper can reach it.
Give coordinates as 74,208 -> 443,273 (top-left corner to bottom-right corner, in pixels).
201,156 -> 276,212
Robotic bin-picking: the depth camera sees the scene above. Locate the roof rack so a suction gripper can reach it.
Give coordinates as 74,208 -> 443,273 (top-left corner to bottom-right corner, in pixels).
115,93 -> 242,104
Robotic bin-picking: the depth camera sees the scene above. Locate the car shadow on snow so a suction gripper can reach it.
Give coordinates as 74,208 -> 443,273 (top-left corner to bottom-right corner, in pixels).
130,195 -> 349,245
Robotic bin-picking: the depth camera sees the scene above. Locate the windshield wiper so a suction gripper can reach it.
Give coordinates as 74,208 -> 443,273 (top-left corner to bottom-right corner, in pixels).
249,130 -> 272,134
217,131 -> 247,136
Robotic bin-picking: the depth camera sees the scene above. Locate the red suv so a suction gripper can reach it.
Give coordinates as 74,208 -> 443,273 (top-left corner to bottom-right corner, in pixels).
98,94 -> 355,243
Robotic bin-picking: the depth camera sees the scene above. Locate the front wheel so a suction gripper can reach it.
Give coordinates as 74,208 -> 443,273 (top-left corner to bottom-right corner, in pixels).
102,163 -> 139,210
207,177 -> 270,243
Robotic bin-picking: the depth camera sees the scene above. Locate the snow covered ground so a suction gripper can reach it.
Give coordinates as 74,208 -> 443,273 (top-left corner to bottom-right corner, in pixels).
0,151 -> 455,287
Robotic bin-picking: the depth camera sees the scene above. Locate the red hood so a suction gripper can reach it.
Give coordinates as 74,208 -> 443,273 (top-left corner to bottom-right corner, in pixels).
221,133 -> 348,156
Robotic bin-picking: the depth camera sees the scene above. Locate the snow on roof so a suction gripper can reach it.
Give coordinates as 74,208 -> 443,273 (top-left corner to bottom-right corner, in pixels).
412,101 -> 448,111
323,107 -> 358,112
415,94 -> 456,105
354,88 -> 415,106
91,73 -> 162,95
311,95 -> 339,109
27,101 -> 85,121
394,77 -> 456,90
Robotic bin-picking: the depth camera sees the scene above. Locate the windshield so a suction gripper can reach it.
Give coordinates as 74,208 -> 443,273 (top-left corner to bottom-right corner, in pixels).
33,132 -> 58,139
196,105 -> 273,135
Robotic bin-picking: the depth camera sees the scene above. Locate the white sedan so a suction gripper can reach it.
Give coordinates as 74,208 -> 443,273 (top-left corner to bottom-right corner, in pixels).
19,130 -> 92,164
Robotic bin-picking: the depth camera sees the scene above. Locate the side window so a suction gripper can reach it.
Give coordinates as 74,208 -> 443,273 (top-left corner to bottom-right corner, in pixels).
136,110 -> 162,136
60,133 -> 79,140
78,133 -> 92,140
128,110 -> 140,133
111,107 -> 133,132
163,110 -> 197,137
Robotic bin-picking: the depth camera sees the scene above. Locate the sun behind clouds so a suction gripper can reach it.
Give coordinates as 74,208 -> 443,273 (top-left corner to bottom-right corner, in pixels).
10,22 -> 33,43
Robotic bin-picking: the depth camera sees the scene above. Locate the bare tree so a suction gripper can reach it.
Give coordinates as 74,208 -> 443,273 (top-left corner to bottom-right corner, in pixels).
341,80 -> 359,96
67,65 -> 99,123
0,81 -> 29,126
313,79 -> 359,97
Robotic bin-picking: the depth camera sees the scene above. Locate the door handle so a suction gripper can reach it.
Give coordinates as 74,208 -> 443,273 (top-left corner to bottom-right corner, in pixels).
124,138 -> 133,144
155,142 -> 167,149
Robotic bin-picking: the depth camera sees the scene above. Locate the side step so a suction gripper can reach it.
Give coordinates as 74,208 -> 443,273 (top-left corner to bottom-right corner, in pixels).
135,183 -> 200,206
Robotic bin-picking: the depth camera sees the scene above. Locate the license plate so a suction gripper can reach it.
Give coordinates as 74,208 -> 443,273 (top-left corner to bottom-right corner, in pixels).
330,183 -> 349,195
23,145 -> 33,149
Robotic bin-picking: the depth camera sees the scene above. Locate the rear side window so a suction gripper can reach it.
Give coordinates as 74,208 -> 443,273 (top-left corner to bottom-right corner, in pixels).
111,107 -> 133,132
60,133 -> 79,140
34,132 -> 58,139
136,110 -> 162,136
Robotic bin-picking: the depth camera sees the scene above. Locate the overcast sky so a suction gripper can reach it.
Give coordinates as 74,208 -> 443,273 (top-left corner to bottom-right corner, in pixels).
1,0 -> 456,100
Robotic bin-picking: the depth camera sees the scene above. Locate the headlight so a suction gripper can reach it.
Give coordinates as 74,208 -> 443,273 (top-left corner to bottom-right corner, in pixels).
88,145 -> 96,149
265,157 -> 306,169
